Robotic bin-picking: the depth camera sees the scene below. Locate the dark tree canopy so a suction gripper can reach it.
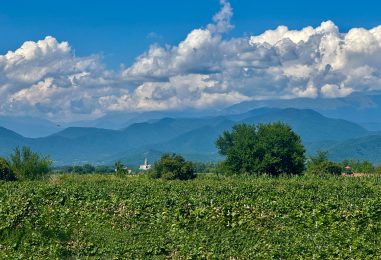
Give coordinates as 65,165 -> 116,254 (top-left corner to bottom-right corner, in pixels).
150,153 -> 195,180
72,164 -> 96,174
0,157 -> 16,181
216,123 -> 305,176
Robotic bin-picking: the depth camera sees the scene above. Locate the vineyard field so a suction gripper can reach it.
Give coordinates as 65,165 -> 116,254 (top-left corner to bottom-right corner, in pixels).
1,174 -> 381,258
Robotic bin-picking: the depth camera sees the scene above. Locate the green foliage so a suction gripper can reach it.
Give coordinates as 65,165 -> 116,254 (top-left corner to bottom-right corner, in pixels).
94,165 -> 115,174
0,157 -> 15,181
114,161 -> 128,176
308,150 -> 329,165
150,153 -> 195,180
72,164 -> 96,174
216,122 -> 305,176
307,160 -> 342,176
306,151 -> 342,176
10,146 -> 52,180
375,164 -> 381,175
54,165 -> 115,174
192,162 -> 218,173
340,159 -> 375,173
1,175 -> 381,258
72,166 -> 85,174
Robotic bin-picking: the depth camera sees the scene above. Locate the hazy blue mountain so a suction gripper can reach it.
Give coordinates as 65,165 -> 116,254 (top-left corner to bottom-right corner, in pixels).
358,122 -> 381,131
6,92 -> 381,138
0,127 -> 26,156
0,108 -> 378,165
226,107 -> 281,122
154,119 -> 235,154
0,127 -> 24,140
227,97 -> 352,114
142,109 -> 369,165
242,108 -> 368,142
112,109 -> 370,165
71,109 -> 219,130
51,127 -> 119,139
304,140 -> 342,156
68,111 -> 153,129
0,116 -> 233,164
0,109 -> 218,137
0,116 -> 60,138
226,92 -> 381,130
326,135 -> 381,164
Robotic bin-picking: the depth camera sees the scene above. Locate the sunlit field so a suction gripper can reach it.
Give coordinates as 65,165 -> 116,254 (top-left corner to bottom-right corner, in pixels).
1,174 -> 381,258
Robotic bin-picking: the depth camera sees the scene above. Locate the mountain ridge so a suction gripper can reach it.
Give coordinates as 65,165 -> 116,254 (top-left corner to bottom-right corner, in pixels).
1,108 -> 378,165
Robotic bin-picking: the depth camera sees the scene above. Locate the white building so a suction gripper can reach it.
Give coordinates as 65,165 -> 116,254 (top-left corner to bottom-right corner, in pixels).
139,158 -> 151,171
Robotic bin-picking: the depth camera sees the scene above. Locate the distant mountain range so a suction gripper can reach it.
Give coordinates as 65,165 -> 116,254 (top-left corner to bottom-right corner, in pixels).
226,92 -> 381,130
4,92 -> 381,138
1,108 -> 381,165
0,109 -> 219,138
0,116 -> 61,138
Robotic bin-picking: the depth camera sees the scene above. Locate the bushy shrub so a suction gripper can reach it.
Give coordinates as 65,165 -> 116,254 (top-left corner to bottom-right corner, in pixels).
150,153 -> 195,180
0,157 -> 16,181
340,160 -> 374,173
192,162 -> 218,173
306,160 -> 342,176
114,161 -> 128,176
10,146 -> 52,180
305,151 -> 342,176
374,164 -> 381,175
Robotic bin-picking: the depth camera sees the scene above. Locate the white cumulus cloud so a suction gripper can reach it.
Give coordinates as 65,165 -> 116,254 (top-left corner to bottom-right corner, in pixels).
2,1 -> 381,121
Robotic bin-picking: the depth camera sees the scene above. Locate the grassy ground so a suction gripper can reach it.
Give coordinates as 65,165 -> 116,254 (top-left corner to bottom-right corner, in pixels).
1,174 -> 381,258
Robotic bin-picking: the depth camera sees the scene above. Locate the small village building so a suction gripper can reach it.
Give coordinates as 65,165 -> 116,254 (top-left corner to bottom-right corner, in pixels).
124,166 -> 132,174
139,158 -> 151,171
344,165 -> 353,175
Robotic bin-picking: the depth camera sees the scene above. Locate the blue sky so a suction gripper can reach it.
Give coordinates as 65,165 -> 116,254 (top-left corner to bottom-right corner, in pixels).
1,0 -> 381,121
1,0 -> 380,68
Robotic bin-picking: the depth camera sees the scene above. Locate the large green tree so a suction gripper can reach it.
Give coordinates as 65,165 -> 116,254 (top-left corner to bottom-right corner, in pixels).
216,123 -> 305,176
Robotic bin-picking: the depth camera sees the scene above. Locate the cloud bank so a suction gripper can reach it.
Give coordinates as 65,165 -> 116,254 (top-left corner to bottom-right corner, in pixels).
2,0 -> 381,121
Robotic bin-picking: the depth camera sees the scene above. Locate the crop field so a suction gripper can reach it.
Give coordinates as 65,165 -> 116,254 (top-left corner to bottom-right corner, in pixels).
1,174 -> 381,258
